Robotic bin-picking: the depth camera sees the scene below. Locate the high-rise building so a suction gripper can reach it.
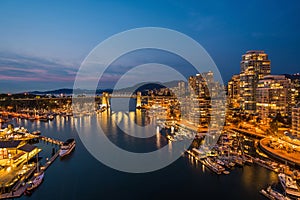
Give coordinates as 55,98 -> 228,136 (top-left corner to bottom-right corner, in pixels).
187,72 -> 225,128
177,81 -> 186,97
240,50 -> 271,113
256,75 -> 291,122
227,74 -> 240,109
188,73 -> 211,126
292,104 -> 300,137
285,74 -> 300,108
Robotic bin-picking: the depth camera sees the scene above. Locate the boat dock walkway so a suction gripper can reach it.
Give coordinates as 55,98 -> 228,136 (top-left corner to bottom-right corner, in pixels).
39,136 -> 64,146
0,185 -> 27,199
41,150 -> 60,171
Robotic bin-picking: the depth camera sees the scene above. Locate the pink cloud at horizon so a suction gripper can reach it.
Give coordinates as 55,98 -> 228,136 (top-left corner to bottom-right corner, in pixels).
0,66 -> 48,74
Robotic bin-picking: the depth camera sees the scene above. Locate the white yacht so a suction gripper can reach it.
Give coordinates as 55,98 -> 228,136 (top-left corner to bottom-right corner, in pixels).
267,186 -> 291,200
278,173 -> 300,198
59,138 -> 76,157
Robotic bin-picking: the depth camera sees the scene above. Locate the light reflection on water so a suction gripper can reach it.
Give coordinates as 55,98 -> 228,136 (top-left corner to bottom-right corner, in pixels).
202,163 -> 205,172
156,131 -> 161,149
3,99 -> 278,199
168,140 -> 173,153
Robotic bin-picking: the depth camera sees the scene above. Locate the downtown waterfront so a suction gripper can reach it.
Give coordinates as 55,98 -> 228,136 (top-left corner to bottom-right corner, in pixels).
2,98 -> 278,200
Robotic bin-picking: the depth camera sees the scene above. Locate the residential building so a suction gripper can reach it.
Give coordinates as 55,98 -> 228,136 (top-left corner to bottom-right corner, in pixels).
285,73 -> 300,108
292,104 -> 300,137
240,50 -> 271,113
256,75 -> 291,122
187,72 -> 225,128
227,74 -> 240,109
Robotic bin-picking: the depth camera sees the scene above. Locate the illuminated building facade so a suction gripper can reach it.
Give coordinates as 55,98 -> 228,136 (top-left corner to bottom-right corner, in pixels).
256,75 -> 291,121
177,81 -> 186,97
227,74 -> 240,109
187,71 -> 224,128
0,141 -> 40,167
285,74 -> 300,108
240,50 -> 271,113
188,73 -> 211,126
292,105 -> 300,137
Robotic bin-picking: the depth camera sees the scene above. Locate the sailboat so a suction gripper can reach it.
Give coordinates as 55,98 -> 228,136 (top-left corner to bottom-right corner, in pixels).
26,155 -> 44,191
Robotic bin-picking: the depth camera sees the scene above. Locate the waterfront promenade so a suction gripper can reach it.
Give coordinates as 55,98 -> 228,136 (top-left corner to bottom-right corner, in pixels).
260,137 -> 300,167
228,127 -> 266,139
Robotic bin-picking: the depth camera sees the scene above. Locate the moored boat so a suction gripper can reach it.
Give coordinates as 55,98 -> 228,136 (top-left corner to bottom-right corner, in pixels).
266,186 -> 291,200
59,138 -> 75,157
47,115 -> 54,120
278,173 -> 300,198
31,130 -> 41,135
223,170 -> 230,175
27,172 -> 44,191
260,189 -> 276,200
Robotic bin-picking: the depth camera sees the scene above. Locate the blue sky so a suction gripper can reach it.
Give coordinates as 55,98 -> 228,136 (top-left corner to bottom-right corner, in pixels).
0,0 -> 299,92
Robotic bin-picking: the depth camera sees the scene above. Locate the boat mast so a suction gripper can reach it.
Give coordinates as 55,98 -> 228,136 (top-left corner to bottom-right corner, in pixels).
36,153 -> 39,173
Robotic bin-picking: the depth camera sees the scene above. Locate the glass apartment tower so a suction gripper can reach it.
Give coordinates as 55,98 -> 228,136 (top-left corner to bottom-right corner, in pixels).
240,50 -> 271,113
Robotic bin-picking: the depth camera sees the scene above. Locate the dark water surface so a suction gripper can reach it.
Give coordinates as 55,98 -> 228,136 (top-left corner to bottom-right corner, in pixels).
8,99 -> 277,200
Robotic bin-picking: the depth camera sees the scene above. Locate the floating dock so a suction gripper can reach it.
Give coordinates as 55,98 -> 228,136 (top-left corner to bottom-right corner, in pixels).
39,136 -> 64,145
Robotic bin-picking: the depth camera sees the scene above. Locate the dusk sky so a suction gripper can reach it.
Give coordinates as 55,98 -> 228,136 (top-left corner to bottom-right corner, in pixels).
0,0 -> 300,93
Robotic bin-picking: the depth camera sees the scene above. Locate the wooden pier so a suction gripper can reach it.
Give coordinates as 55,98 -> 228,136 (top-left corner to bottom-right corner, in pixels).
39,136 -> 64,145
41,151 -> 60,171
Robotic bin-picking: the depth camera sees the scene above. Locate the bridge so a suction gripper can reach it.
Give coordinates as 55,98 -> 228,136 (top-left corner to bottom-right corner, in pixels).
100,92 -> 143,108
0,92 -> 178,109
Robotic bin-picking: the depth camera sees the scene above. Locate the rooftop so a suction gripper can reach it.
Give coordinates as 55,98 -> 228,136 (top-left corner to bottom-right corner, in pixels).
0,141 -> 22,149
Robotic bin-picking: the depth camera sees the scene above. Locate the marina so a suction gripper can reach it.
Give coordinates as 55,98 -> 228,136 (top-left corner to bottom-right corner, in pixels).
0,107 -> 291,199
0,95 -> 299,199
0,1 -> 299,199
0,125 -> 66,199
260,186 -> 291,200
169,123 -> 300,200
278,173 -> 300,198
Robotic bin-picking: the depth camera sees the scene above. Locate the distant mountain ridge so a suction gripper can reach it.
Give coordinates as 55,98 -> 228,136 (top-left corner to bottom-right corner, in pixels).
29,88 -> 113,95
113,80 -> 182,92
28,80 -> 184,95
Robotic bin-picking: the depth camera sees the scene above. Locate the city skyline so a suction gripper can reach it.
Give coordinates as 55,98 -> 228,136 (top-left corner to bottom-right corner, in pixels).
1,2 -> 300,200
1,1 -> 300,92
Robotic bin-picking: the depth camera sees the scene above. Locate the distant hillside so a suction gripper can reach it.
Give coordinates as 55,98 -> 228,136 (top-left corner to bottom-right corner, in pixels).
115,80 -> 182,93
30,88 -> 73,95
28,80 -> 184,95
29,88 -> 113,95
